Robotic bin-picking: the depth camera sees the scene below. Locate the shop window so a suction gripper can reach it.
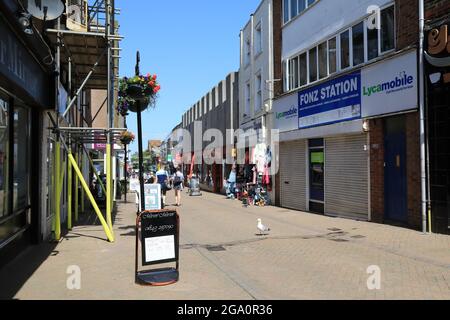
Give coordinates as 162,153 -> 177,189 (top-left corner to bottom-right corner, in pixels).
340,30 -> 350,69
309,47 -> 318,83
284,0 -> 317,25
298,0 -> 306,13
245,38 -> 251,66
290,0 -> 298,20
352,22 -> 364,66
0,95 -> 8,219
283,0 -> 290,24
282,4 -> 396,91
0,95 -> 31,245
289,56 -> 299,89
318,41 -> 328,79
13,104 -> 30,212
299,52 -> 307,86
381,5 -> 395,53
255,74 -> 263,112
245,83 -> 251,117
254,22 -> 262,56
328,37 -> 337,75
367,21 -> 379,61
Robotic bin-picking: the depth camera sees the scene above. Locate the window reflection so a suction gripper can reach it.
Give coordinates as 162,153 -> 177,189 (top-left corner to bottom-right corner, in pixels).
13,104 -> 30,212
0,96 -> 8,219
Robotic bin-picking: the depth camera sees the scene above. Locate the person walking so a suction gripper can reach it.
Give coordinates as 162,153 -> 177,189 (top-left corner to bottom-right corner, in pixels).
156,166 -> 170,207
227,165 -> 237,199
173,167 -> 184,206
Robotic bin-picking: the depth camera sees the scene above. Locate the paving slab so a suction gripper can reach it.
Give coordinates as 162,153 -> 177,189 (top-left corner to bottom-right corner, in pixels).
0,191 -> 449,300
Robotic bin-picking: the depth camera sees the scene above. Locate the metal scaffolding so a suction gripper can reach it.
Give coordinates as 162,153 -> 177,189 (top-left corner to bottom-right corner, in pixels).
45,0 -> 123,243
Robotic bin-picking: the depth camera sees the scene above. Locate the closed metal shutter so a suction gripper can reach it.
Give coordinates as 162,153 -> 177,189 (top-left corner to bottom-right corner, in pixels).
325,134 -> 369,220
280,140 -> 306,211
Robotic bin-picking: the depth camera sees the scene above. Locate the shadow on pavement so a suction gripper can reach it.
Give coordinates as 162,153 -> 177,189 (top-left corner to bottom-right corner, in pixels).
0,198 -> 130,299
0,242 -> 58,299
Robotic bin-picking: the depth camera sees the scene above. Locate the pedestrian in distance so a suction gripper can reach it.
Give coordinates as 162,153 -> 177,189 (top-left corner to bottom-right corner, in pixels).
156,166 -> 170,207
173,167 -> 184,207
226,165 -> 237,199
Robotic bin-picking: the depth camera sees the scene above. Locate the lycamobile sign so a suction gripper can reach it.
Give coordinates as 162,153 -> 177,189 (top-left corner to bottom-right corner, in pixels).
276,106 -> 298,120
361,50 -> 417,117
363,72 -> 414,97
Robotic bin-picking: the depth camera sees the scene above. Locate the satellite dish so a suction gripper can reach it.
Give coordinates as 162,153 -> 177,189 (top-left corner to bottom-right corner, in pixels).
25,0 -> 65,21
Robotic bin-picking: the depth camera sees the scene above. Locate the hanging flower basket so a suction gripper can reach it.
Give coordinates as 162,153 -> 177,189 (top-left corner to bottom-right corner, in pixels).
119,131 -> 136,145
118,74 -> 160,115
117,96 -> 131,116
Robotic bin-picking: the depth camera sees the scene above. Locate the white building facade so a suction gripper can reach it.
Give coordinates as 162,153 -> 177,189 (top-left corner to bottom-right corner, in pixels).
239,0 -> 276,202
273,0 -> 422,229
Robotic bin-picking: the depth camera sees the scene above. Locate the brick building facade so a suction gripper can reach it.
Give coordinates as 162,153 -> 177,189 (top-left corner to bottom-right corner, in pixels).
424,0 -> 450,234
369,0 -> 422,230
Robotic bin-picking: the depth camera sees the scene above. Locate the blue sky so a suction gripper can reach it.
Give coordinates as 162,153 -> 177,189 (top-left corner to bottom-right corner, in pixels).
118,0 -> 261,154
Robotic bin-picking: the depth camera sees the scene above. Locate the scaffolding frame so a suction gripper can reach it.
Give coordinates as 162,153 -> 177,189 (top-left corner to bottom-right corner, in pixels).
45,0 -> 123,243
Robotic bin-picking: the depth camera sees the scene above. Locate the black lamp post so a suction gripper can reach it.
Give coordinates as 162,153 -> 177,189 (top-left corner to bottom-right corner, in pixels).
135,51 -> 146,212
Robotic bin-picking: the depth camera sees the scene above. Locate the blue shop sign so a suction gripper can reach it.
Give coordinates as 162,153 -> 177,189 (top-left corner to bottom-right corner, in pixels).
298,71 -> 361,129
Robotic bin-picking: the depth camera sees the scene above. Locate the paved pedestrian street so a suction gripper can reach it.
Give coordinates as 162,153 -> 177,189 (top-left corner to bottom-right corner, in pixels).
0,192 -> 449,300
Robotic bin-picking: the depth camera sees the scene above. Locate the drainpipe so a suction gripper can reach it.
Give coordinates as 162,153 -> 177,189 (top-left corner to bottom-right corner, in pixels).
418,0 -> 428,234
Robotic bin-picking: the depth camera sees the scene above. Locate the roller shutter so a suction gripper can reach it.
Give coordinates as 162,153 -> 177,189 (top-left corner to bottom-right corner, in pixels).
280,140 -> 307,211
325,134 -> 369,220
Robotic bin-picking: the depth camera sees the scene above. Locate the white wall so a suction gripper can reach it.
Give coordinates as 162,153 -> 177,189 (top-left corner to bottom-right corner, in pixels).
282,0 -> 394,60
239,0 -> 274,126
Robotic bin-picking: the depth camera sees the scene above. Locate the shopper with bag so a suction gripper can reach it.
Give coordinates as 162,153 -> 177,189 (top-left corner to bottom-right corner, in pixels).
156,166 -> 171,207
173,167 -> 184,207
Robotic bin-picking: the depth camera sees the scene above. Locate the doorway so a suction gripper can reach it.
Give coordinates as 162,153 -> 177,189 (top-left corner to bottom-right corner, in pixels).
309,139 -> 325,214
384,116 -> 407,222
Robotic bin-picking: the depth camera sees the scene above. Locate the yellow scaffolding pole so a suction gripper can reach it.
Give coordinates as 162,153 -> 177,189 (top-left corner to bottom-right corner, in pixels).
106,144 -> 113,235
75,152 -> 79,222
68,153 -> 115,243
428,208 -> 432,234
51,143 -> 56,233
68,156 -> 73,230
54,141 -> 61,241
80,152 -> 85,213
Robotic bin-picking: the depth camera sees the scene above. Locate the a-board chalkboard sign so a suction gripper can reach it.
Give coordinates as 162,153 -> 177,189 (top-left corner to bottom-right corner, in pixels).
140,210 -> 179,266
135,210 -> 180,286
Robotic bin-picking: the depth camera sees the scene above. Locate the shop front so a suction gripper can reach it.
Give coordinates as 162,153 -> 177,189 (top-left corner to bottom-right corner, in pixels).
0,13 -> 53,266
274,50 -> 419,225
425,21 -> 450,234
236,118 -> 273,201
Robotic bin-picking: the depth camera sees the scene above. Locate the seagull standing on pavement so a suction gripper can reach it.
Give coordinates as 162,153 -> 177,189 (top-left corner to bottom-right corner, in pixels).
257,218 -> 271,235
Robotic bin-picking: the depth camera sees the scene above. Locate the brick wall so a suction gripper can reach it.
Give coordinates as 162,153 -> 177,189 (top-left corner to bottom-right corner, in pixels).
425,0 -> 450,20
370,119 -> 385,224
396,0 -> 419,49
406,112 -> 422,229
370,114 -> 422,229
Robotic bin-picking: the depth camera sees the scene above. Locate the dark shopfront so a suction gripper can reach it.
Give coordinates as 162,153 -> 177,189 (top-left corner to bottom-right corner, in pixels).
425,22 -> 450,234
0,11 -> 53,266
